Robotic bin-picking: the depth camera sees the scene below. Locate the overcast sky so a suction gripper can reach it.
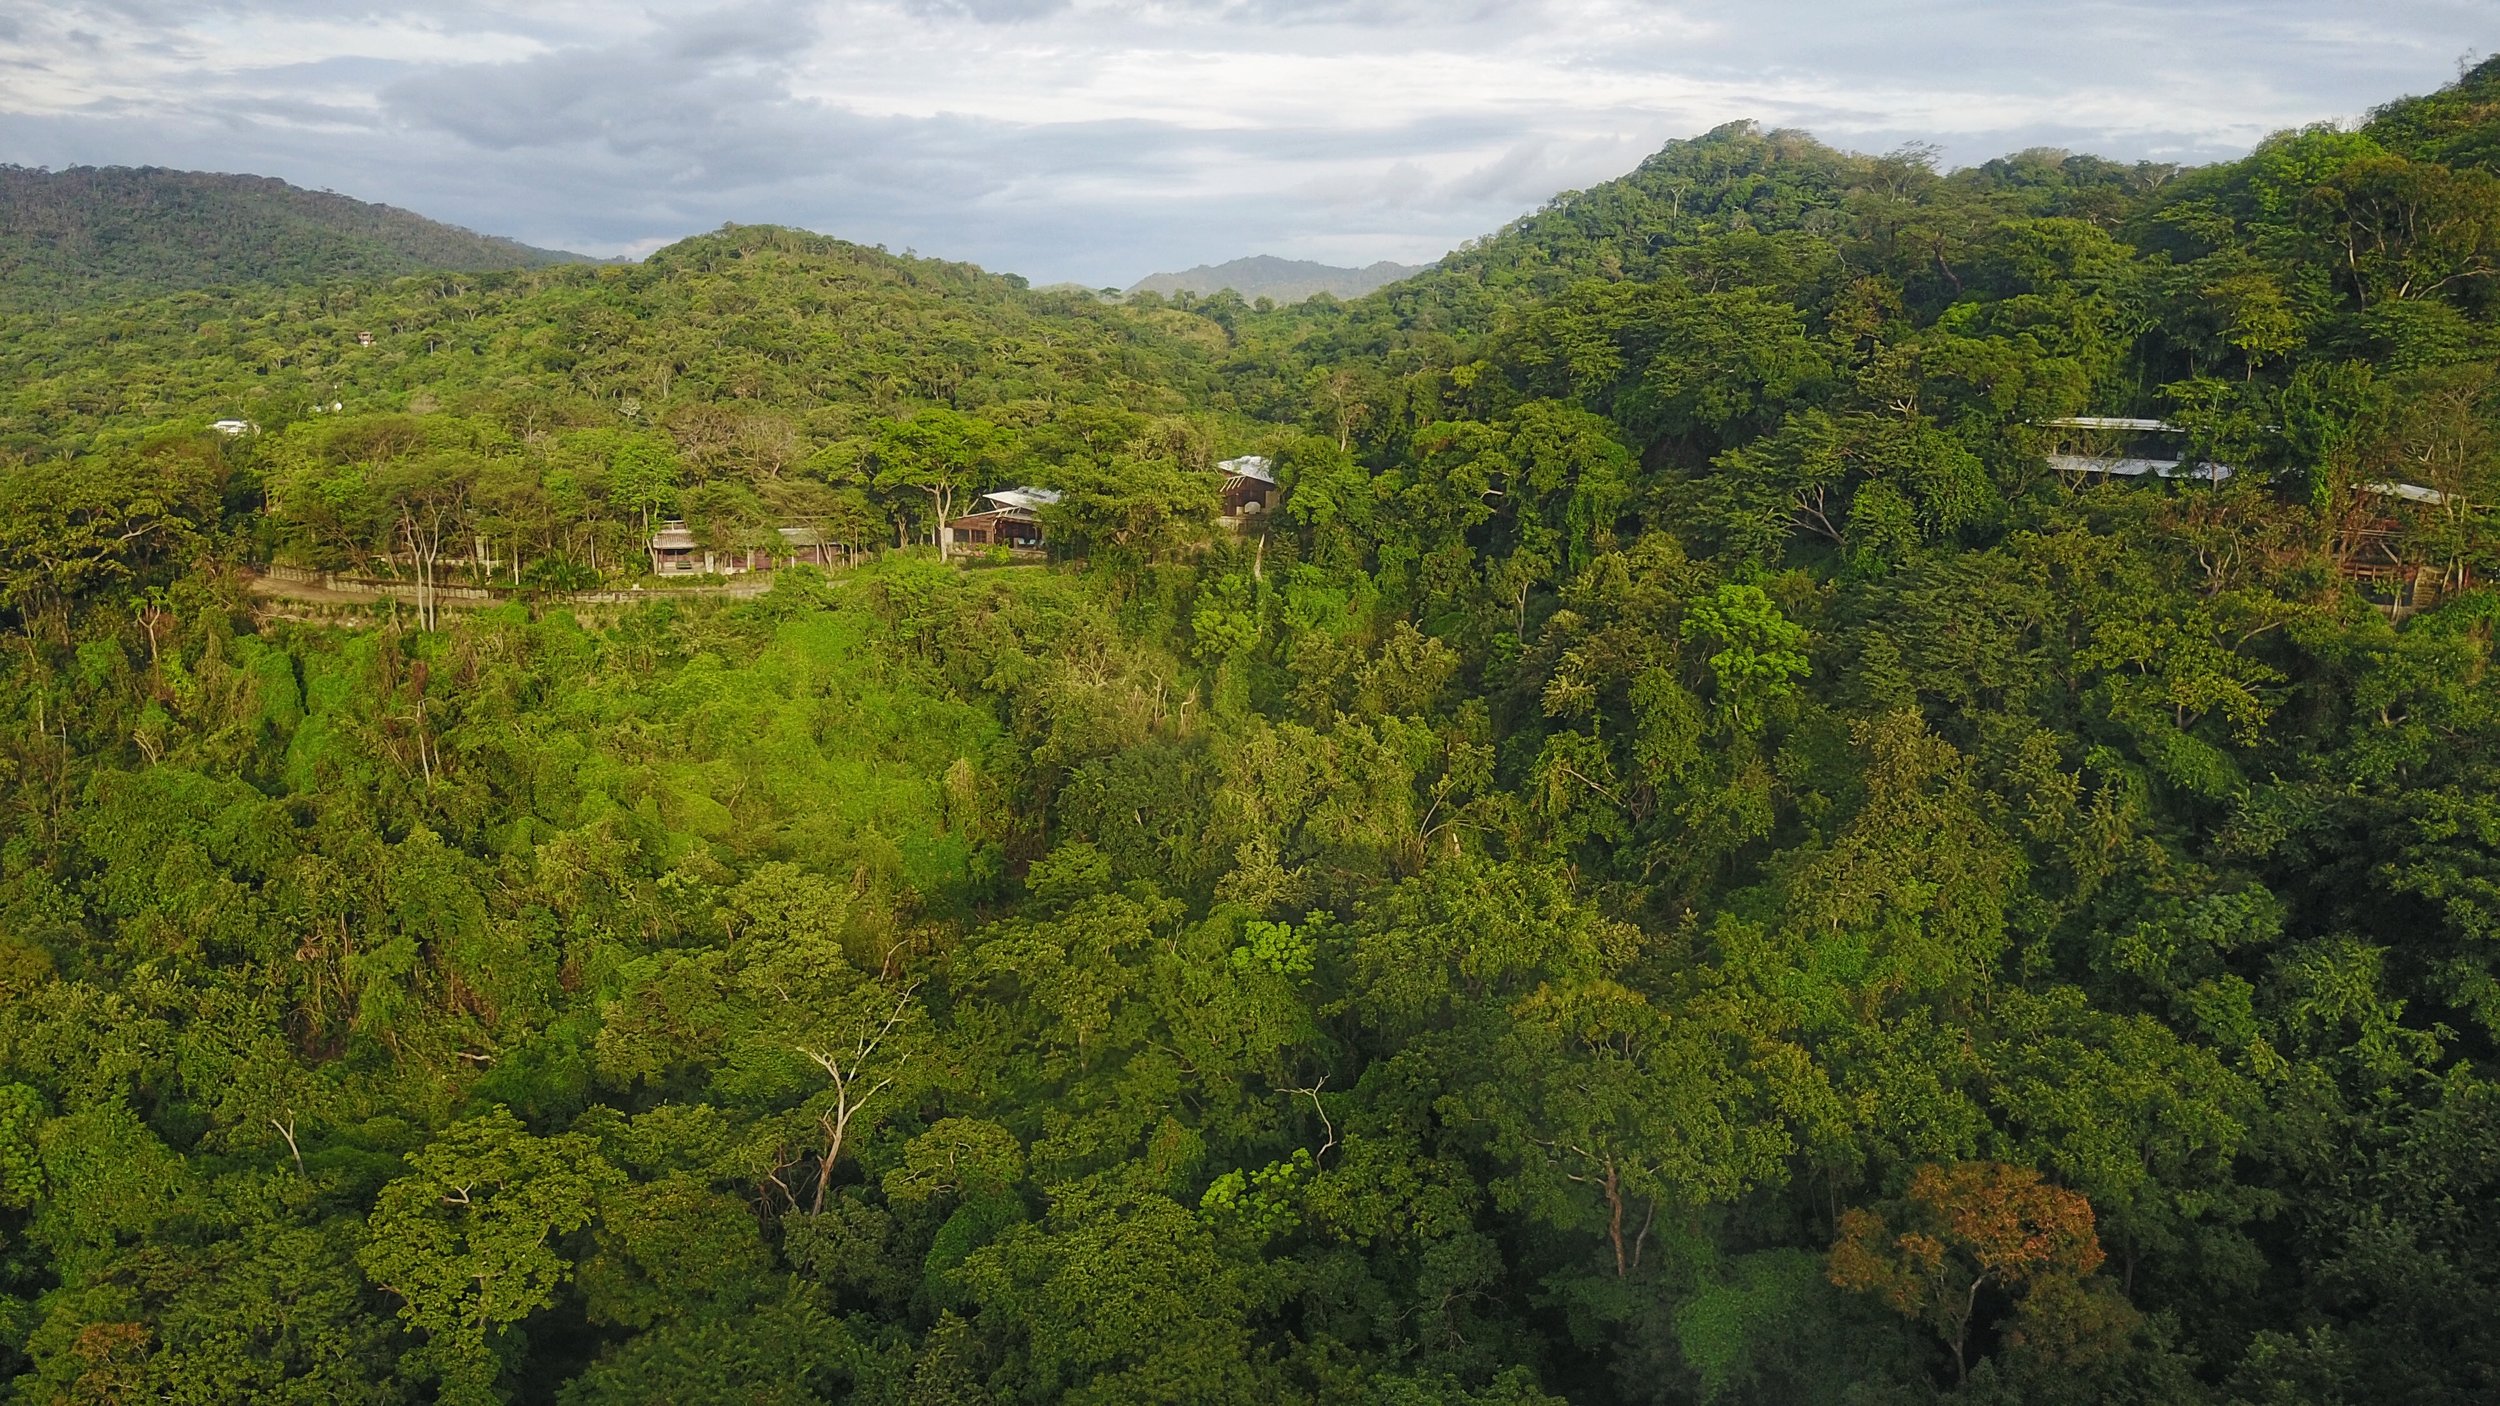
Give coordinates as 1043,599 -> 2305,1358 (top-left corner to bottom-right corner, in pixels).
0,2 -> 2488,286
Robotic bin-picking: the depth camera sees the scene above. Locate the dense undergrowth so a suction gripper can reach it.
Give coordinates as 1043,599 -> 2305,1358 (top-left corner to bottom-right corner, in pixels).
0,54 -> 2496,1406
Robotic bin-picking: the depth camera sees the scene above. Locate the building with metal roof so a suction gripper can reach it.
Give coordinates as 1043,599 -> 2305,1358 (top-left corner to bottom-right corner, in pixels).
2040,418 -> 2235,484
1217,455 -> 1279,517
948,487 -> 1062,551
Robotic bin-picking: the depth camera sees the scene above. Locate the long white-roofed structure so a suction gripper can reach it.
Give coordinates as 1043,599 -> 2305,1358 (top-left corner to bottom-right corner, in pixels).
2039,416 -> 2235,483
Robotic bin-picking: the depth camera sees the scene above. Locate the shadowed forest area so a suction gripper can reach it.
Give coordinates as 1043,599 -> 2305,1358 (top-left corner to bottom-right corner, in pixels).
0,55 -> 2497,1406
0,166 -> 592,315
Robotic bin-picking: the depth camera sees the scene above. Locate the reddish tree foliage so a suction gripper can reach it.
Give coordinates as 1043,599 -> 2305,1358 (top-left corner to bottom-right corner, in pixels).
1828,1161 -> 2119,1381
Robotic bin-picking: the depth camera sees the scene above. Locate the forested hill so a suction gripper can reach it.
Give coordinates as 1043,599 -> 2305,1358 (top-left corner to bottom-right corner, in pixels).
0,223 -> 1221,460
0,165 -> 596,312
1127,255 -> 1429,303
1234,54 -> 2500,365
0,58 -> 2496,1406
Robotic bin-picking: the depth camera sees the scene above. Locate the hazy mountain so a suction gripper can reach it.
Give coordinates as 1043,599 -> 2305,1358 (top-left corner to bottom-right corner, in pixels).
0,165 -> 600,311
1125,253 -> 1428,303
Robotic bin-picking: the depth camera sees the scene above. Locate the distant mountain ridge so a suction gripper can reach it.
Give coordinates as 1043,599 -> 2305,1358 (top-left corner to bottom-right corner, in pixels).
1126,254 -> 1429,303
0,166 -> 599,312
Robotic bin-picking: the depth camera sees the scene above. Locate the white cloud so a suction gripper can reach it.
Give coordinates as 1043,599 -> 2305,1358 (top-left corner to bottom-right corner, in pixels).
0,0 -> 2487,284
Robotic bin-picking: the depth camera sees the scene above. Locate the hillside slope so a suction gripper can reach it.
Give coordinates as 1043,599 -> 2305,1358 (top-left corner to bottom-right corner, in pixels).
0,223 -> 1223,456
0,165 -> 596,311
2361,53 -> 2500,169
1128,254 -> 1426,303
1,58 -> 2500,1406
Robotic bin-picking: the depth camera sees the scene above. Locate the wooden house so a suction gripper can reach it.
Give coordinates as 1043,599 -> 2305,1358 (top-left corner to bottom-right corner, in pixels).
1218,455 -> 1279,517
648,521 -> 815,576
947,488 -> 1060,550
777,525 -> 840,567
2338,481 -> 2475,618
649,522 -> 699,574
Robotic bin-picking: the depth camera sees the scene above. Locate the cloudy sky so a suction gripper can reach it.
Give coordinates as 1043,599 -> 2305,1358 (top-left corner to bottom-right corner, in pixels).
0,2 -> 2487,286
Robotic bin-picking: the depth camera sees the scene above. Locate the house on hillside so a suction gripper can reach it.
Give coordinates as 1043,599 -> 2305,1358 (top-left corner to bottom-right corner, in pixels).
649,522 -> 711,575
2041,417 -> 2480,619
777,525 -> 841,567
2041,417 -> 2234,484
947,487 -> 1060,551
648,521 -> 835,575
2338,480 -> 2476,618
1218,455 -> 1279,518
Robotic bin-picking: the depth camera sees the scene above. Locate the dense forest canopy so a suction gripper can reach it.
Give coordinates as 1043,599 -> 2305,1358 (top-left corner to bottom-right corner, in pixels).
0,166 -> 593,315
0,56 -> 2497,1406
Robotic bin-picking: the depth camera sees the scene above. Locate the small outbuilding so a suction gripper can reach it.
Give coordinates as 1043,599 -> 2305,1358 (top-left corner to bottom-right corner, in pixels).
1218,455 -> 1278,517
2339,481 -> 2476,617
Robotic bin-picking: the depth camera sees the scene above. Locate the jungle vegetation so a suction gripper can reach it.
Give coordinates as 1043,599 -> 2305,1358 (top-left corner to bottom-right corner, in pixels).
0,55 -> 2496,1406
0,166 -> 592,316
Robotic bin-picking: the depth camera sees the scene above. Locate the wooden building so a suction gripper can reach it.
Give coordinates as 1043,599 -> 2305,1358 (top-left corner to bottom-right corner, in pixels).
648,521 -> 840,576
649,522 -> 702,575
2338,481 -> 2475,619
777,525 -> 840,567
1218,455 -> 1279,517
947,487 -> 1059,551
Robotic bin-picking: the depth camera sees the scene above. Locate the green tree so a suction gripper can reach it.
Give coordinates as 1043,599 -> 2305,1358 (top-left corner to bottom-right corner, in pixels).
874,409 -> 1008,559
359,1108 -> 621,1405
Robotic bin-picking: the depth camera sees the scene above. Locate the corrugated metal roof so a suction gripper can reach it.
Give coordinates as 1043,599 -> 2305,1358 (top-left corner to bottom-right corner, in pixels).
2043,416 -> 2179,432
978,487 -> 1062,512
1218,454 -> 1276,484
2049,455 -> 2234,482
650,521 -> 698,550
2363,481 -> 2451,505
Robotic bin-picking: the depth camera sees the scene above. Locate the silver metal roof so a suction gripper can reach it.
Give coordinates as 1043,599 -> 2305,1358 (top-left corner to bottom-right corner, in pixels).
2362,481 -> 2451,506
975,487 -> 1063,513
2043,416 -> 2180,432
2049,454 -> 2234,482
1218,454 -> 1276,484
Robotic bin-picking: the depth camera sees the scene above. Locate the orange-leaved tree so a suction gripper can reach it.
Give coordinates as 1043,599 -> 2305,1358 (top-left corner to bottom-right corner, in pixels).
1828,1161 -> 2124,1382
